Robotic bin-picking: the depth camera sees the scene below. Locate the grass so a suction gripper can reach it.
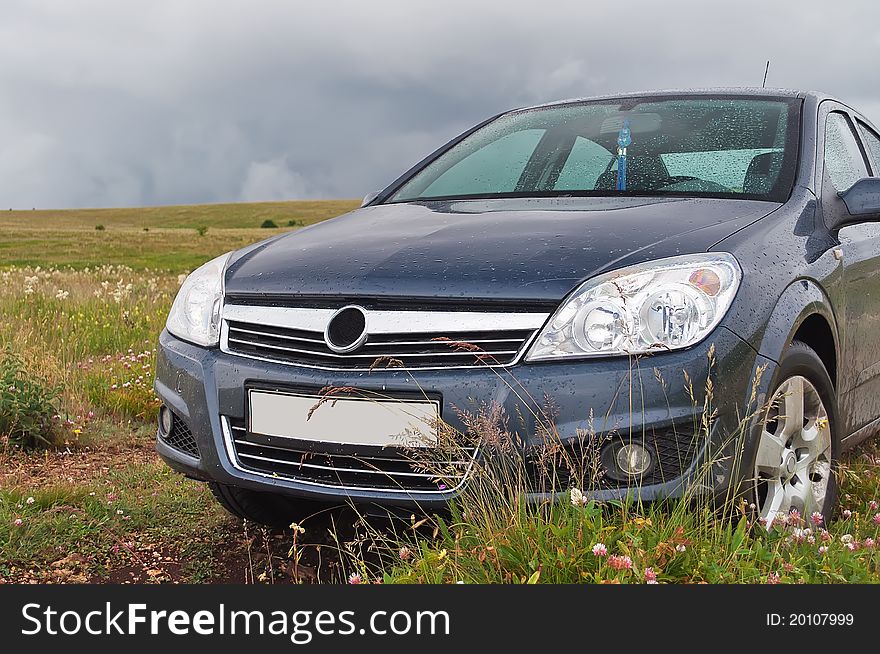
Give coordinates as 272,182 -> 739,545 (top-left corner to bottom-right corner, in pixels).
328,394 -> 880,585
0,200 -> 359,271
377,472 -> 880,584
0,200 -> 358,583
1,198 -> 879,584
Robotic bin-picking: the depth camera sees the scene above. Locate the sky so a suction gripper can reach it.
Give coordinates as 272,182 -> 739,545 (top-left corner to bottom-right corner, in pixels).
1,0 -> 878,209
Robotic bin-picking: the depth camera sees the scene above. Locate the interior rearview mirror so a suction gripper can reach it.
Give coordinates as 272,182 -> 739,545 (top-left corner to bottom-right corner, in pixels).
361,191 -> 380,207
839,177 -> 880,217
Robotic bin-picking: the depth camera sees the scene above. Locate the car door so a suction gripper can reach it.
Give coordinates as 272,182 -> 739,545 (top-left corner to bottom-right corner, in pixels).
820,106 -> 880,436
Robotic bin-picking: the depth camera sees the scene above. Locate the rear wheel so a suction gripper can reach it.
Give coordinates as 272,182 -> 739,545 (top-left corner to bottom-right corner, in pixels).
209,482 -> 318,528
752,341 -> 839,527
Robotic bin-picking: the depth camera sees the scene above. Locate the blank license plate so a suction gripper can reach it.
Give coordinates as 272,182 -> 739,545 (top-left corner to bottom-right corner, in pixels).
248,390 -> 439,447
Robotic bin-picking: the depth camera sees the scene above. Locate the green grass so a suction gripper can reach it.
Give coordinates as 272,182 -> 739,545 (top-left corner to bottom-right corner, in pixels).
0,200 -> 359,271
0,445 -> 235,583
0,200 -> 358,583
380,487 -> 880,584
2,200 -> 359,230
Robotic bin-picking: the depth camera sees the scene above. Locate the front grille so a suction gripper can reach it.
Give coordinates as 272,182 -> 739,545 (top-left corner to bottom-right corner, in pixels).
225,320 -> 535,370
160,414 -> 200,458
224,418 -> 475,492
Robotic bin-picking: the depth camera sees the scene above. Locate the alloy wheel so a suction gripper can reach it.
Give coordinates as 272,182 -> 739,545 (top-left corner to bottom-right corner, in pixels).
754,375 -> 832,527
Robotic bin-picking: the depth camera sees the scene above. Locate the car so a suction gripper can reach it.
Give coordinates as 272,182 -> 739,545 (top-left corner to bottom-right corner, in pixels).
155,88 -> 880,527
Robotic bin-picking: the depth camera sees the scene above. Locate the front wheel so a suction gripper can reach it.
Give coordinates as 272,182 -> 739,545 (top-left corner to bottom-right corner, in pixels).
752,341 -> 839,527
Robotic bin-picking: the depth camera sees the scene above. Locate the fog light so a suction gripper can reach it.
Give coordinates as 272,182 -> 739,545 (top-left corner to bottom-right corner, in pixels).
615,443 -> 652,477
601,440 -> 655,481
158,405 -> 173,436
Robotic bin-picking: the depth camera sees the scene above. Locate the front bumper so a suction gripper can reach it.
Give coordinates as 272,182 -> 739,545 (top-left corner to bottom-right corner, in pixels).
154,326 -> 773,509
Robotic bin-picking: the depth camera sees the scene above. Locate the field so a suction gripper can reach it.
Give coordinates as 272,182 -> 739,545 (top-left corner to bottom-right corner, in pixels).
1,200 -> 879,584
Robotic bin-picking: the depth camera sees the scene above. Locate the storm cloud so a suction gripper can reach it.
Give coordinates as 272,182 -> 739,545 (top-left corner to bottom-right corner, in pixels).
1,0 -> 878,208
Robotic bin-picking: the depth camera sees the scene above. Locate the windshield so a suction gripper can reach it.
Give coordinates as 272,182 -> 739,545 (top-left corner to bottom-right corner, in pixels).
388,95 -> 801,203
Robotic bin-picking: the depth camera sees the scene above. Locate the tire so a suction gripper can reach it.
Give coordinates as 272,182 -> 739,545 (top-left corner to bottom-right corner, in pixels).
209,482 -> 316,528
750,340 -> 840,526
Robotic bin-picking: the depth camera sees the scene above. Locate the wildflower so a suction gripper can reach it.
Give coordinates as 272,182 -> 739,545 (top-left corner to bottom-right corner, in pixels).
25,497 -> 35,505
870,500 -> 878,511
788,509 -> 802,525
13,518 -> 23,527
841,534 -> 854,545
820,529 -> 832,542
398,547 -> 412,561
810,511 -> 824,526
818,545 -> 828,554
592,543 -> 608,557
289,522 -> 305,535
790,528 -> 809,544
644,567 -> 657,583
842,509 -> 852,519
348,573 -> 362,585
864,538 -> 876,549
570,487 -> 588,507
873,513 -> 880,526
675,544 -> 687,553
766,572 -> 780,584
607,555 -> 633,571
55,289 -> 69,300
845,541 -> 858,552
116,510 -> 124,515
783,562 -> 794,572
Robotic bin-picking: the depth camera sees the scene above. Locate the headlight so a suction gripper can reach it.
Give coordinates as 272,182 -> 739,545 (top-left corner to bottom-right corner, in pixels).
166,252 -> 232,347
526,253 -> 740,361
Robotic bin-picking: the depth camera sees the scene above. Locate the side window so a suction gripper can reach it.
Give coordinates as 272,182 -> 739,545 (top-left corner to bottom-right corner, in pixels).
553,137 -> 612,190
824,112 -> 868,191
421,129 -> 544,197
856,121 -> 880,175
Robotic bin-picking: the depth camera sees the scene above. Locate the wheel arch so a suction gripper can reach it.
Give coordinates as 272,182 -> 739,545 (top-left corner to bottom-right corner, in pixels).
755,278 -> 840,389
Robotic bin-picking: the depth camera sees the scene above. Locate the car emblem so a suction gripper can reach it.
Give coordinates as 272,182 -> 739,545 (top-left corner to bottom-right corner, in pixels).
324,305 -> 369,354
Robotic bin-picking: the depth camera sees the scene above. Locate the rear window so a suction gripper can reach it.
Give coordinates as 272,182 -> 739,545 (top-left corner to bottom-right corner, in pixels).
389,96 -> 801,203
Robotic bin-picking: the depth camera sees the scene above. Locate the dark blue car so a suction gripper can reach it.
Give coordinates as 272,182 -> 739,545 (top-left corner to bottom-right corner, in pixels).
155,89 -> 880,527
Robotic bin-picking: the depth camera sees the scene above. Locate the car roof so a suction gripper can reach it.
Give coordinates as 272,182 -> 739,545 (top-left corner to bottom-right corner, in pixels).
520,88 -> 835,110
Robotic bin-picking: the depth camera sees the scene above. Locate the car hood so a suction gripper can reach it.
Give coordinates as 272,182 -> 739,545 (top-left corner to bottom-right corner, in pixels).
225,196 -> 778,305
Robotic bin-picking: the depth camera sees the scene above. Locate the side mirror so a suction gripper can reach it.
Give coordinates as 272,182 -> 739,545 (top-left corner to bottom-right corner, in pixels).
361,191 -> 380,207
838,177 -> 880,217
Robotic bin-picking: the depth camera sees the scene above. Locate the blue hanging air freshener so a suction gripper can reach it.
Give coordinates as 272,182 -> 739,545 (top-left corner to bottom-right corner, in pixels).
616,119 -> 632,191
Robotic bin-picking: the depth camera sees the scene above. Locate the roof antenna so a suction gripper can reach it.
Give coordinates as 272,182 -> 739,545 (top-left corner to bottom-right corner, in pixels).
762,60 -> 770,88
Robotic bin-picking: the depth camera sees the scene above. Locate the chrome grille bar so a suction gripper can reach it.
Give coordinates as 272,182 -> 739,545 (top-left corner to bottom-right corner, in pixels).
222,417 -> 477,493
220,303 -> 550,371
